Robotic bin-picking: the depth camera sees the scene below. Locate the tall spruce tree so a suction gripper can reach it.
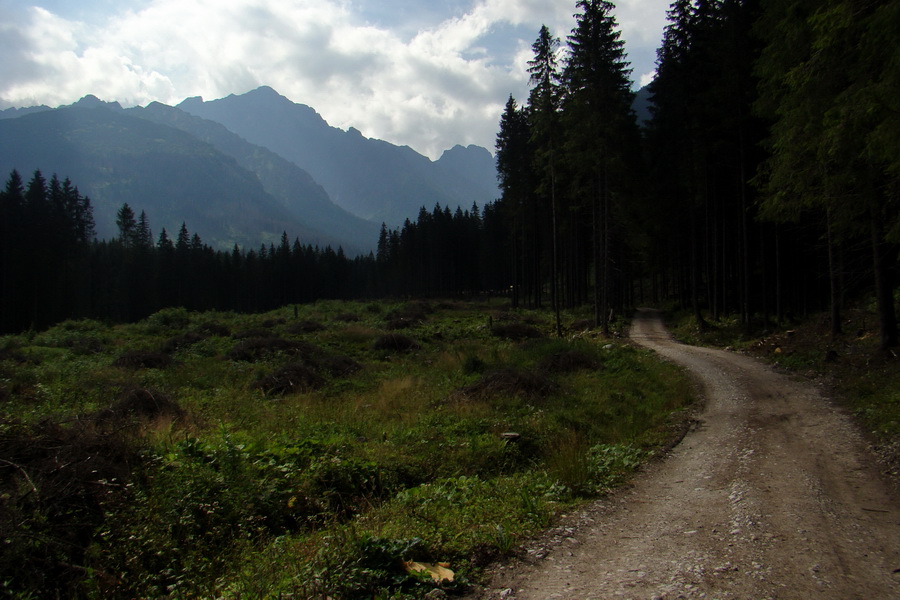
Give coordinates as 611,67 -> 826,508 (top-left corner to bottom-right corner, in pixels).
527,25 -> 564,336
495,95 -> 534,307
116,203 -> 137,248
562,0 -> 636,332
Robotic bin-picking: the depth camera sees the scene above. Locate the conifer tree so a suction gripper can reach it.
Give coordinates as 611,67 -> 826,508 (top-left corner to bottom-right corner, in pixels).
527,25 -> 564,335
495,95 -> 533,307
755,0 -> 899,347
562,0 -> 636,332
116,203 -> 137,248
136,211 -> 153,250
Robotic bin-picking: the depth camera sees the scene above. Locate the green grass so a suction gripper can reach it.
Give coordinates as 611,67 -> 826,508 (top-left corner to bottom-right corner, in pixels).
0,300 -> 694,599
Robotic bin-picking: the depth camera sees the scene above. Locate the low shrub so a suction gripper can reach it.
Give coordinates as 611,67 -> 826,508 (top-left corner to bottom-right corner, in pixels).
112,350 -> 173,370
227,337 -> 320,362
144,307 -> 192,333
161,331 -> 207,354
491,323 -> 544,341
98,387 -> 185,423
285,320 -> 326,334
374,334 -> 421,353
194,321 -> 231,337
316,353 -> 363,377
588,443 -> 650,488
538,349 -> 602,373
257,362 -> 325,396
386,302 -> 431,324
0,417 -> 141,595
66,335 -> 106,355
453,367 -> 557,401
232,327 -> 273,340
334,313 -> 361,323
385,317 -> 419,330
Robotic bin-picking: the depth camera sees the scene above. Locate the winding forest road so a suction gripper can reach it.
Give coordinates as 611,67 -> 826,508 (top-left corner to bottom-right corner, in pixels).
468,308 -> 899,599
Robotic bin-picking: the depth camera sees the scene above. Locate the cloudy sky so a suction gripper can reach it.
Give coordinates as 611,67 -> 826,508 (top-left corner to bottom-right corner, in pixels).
1,0 -> 670,159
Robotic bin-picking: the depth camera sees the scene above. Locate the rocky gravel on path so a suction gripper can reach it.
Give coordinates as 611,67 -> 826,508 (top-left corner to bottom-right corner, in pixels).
464,309 -> 900,600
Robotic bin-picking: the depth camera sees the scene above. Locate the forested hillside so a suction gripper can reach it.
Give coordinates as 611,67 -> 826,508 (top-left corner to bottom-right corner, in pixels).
1,0 -> 896,349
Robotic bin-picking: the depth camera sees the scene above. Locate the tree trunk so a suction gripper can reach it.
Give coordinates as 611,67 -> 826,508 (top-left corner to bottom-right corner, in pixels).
871,213 -> 898,349
826,211 -> 842,338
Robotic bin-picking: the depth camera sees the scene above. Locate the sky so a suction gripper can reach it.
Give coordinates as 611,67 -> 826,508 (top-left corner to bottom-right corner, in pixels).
0,0 -> 671,159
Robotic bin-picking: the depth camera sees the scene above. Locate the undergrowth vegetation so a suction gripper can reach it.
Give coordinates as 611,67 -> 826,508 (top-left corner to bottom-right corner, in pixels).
0,300 -> 693,598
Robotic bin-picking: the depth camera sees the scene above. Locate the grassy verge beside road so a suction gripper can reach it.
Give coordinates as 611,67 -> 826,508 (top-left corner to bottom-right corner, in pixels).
0,300 -> 694,598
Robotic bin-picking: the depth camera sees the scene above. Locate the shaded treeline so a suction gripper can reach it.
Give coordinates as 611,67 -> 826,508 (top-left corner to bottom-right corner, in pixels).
374,204 -> 506,297
0,170 -> 96,333
491,1 -> 645,336
641,0 -> 897,348
489,0 -> 897,346
0,168 -> 509,333
0,173 -> 374,332
1,0 -> 896,347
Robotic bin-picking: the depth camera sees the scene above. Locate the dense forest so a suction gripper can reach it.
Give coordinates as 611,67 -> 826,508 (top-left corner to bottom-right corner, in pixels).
1,0 -> 897,348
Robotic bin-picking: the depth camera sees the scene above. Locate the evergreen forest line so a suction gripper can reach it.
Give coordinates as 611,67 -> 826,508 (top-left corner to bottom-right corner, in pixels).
1,0 -> 897,348
0,169 -> 509,332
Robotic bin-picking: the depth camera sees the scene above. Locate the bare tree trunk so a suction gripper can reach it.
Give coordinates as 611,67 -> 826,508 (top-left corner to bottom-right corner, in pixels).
593,174 -> 601,328
550,151 -> 562,338
826,210 -> 842,338
871,212 -> 898,349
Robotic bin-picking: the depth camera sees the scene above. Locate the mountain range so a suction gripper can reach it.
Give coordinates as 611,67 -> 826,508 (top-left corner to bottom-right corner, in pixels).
0,87 -> 501,254
177,87 -> 499,224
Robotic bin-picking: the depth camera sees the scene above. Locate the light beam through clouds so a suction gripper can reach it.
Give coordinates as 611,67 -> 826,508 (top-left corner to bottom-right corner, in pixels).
1,0 -> 669,159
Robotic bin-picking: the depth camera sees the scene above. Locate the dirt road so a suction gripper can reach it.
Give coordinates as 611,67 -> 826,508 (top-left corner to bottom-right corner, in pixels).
467,309 -> 899,599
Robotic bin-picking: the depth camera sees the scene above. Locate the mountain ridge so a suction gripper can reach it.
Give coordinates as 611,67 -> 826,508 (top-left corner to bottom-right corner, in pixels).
178,86 -> 500,226
0,105 -> 366,253
0,87 -> 500,250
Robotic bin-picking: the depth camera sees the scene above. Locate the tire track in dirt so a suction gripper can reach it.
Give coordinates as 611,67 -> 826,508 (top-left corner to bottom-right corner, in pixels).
466,308 -> 899,600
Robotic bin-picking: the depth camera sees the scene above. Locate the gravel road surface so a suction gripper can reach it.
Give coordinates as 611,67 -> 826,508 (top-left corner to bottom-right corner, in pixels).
466,308 -> 899,600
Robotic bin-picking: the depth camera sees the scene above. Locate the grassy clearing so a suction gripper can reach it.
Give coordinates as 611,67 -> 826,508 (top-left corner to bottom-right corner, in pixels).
667,305 -> 899,442
0,300 -> 694,599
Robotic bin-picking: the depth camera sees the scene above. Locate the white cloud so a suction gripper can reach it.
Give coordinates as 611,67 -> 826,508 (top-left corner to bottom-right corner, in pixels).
0,0 -> 669,158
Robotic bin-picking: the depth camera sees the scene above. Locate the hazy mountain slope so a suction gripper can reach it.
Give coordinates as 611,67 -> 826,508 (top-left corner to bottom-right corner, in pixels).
179,86 -> 500,226
0,104 -> 358,251
128,102 -> 380,250
0,105 -> 52,120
